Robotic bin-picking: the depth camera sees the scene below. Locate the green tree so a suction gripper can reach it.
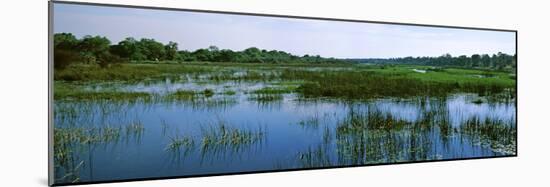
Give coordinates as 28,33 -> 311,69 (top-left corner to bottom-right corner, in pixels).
471,54 -> 481,67
111,37 -> 146,61
78,35 -> 111,64
243,47 -> 262,63
176,50 -> 196,62
192,48 -> 213,61
54,33 -> 79,50
139,38 -> 166,61
480,54 -> 491,67
164,41 -> 179,61
53,33 -> 80,69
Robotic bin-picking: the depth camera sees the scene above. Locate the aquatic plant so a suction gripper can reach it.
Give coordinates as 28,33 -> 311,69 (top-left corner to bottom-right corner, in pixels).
166,135 -> 195,151
459,117 -> 516,155
252,87 -> 294,94
248,94 -> 283,102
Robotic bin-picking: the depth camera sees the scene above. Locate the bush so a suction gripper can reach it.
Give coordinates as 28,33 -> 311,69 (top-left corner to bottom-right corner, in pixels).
54,49 -> 80,70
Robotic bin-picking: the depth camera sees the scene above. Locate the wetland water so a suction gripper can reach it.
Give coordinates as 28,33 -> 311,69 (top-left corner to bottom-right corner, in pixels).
53,65 -> 516,183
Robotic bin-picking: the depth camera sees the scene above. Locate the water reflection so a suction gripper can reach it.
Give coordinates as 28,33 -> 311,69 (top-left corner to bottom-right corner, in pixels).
54,81 -> 515,183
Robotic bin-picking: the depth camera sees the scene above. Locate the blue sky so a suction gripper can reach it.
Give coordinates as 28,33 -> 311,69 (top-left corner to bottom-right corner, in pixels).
53,3 -> 515,58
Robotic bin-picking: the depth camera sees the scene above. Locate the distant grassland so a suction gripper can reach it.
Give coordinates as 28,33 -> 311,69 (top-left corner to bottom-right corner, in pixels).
54,62 -> 516,100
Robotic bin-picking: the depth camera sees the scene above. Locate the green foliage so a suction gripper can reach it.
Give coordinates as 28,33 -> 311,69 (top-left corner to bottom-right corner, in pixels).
53,33 -> 80,69
248,94 -> 284,102
252,87 -> 295,94
139,38 -> 166,61
356,52 -> 516,71
54,64 -> 214,81
202,89 -> 214,97
289,67 -> 515,99
54,33 -> 517,73
54,85 -> 151,101
54,33 -> 79,50
200,120 -> 266,151
110,37 -> 146,61
54,49 -> 80,70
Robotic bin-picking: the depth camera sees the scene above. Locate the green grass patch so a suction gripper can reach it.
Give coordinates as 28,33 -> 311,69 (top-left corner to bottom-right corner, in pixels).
54,82 -> 151,101
248,94 -> 284,102
252,86 -> 294,94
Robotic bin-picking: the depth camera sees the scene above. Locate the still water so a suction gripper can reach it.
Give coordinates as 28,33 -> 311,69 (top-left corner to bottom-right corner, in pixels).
54,78 -> 516,183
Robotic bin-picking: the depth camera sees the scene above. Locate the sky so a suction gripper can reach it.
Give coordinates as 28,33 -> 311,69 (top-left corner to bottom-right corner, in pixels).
53,3 -> 516,59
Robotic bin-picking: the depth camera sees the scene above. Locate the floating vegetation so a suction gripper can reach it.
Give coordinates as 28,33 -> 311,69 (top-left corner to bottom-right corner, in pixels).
54,64 -> 216,81
459,117 -> 516,155
286,69 -> 515,99
248,94 -> 283,102
472,98 -> 484,104
166,88 -> 216,100
167,90 -> 197,100
55,89 -> 152,101
202,89 -> 214,97
222,90 -> 237,95
252,87 -> 294,94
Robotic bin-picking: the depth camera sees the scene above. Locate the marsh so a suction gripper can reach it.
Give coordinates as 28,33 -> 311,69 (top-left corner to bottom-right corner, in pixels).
53,63 -> 516,183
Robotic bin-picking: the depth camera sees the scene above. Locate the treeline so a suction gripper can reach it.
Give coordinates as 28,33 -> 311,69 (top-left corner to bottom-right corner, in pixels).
54,33 -> 517,70
53,33 -> 348,69
352,53 -> 517,70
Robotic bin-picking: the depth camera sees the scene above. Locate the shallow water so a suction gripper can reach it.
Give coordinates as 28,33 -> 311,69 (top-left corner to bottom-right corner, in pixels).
54,75 -> 516,183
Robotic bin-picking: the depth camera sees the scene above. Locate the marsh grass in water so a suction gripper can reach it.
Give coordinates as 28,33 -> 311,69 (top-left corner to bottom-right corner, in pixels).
459,117 -> 516,154
166,135 -> 195,152
163,119 -> 267,159
222,90 -> 237,95
248,94 -> 284,103
298,145 -> 333,168
252,87 -> 295,94
165,88 -> 217,100
55,83 -> 152,101
56,63 -> 515,100
291,69 -> 515,99
297,113 -> 325,130
55,64 -> 217,81
329,106 -> 514,165
200,120 -> 266,152
53,62 -> 516,183
53,121 -> 146,184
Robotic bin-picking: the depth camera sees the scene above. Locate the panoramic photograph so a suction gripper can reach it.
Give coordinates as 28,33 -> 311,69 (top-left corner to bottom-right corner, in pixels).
52,2 -> 516,185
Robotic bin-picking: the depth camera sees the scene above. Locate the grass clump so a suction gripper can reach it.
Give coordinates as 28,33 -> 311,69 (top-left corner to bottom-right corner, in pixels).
202,89 -> 214,97
200,120 -> 266,152
54,64 -> 215,81
222,90 -> 237,95
56,91 -> 151,101
54,81 -> 152,101
166,90 -> 198,100
166,88 -> 216,100
472,98 -> 484,104
280,66 -> 515,99
252,87 -> 294,94
336,110 -> 409,134
166,135 -> 195,151
459,117 -> 516,155
248,94 -> 283,102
